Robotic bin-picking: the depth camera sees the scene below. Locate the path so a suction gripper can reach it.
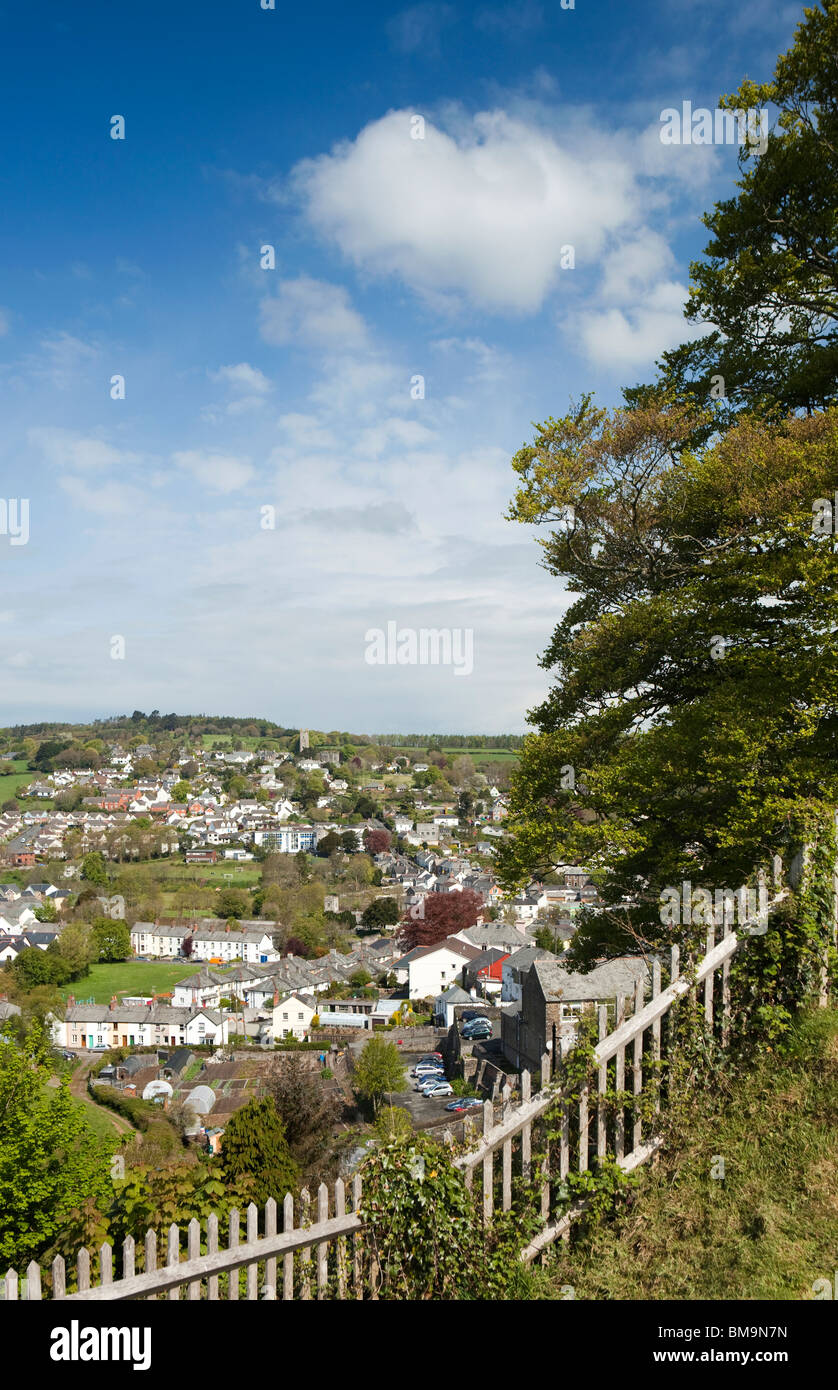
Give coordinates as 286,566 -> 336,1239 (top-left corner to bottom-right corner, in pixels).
67,1058 -> 136,1138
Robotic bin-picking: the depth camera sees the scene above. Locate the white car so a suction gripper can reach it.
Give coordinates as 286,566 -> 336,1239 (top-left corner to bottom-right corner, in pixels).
423,1081 -> 453,1098
414,1073 -> 445,1091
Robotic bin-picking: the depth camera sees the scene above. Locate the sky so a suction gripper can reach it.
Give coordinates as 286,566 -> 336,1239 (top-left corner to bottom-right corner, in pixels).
0,0 -> 805,734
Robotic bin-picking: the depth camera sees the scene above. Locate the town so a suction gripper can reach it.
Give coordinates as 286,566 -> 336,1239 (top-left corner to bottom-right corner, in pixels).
0,717 -> 636,1152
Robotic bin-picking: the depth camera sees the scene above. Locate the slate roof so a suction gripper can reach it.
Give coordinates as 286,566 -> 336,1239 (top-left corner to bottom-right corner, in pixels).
532,956 -> 650,1003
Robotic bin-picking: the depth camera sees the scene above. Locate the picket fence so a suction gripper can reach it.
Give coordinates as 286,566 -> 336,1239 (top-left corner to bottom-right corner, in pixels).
1,888 -> 804,1300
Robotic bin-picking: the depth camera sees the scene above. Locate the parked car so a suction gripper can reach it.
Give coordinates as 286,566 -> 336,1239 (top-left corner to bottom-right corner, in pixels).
61,1049 -> 77,1060
423,1081 -> 453,1098
413,1062 -> 445,1076
418,1053 -> 443,1062
445,1096 -> 483,1111
91,1043 -> 108,1051
415,1073 -> 445,1091
461,1011 -> 487,1023
462,1022 -> 492,1039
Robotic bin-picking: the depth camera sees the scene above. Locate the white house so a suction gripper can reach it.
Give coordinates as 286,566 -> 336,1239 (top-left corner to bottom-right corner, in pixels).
393,938 -> 481,1000
271,992 -> 318,1041
52,1003 -> 228,1051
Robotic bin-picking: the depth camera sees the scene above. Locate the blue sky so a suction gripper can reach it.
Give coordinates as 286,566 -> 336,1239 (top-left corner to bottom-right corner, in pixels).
0,0 -> 804,732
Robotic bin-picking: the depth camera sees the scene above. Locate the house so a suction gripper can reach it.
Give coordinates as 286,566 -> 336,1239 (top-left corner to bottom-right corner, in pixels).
393,938 -> 482,1000
52,1002 -> 229,1051
171,968 -> 227,1010
271,992 -> 317,1041
453,922 -> 533,954
251,825 -> 318,853
501,945 -> 555,1003
501,956 -> 651,1073
433,983 -> 473,1028
0,902 -> 38,936
188,923 -> 279,965
462,948 -> 509,996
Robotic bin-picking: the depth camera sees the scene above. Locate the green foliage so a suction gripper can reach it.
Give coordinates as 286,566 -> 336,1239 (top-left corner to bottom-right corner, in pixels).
0,1024 -> 114,1267
359,1136 -> 541,1299
628,2 -> 838,422
89,1085 -> 162,1132
541,1008 -> 838,1300
352,1037 -> 408,1113
372,1106 -> 413,1143
500,400 -> 838,1030
221,1097 -> 299,1205
81,852 -> 108,886
91,916 -> 132,962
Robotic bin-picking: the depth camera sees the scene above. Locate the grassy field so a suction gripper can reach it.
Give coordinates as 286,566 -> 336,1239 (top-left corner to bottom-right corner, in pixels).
533,1009 -> 838,1301
0,759 -> 37,803
58,961 -> 201,1005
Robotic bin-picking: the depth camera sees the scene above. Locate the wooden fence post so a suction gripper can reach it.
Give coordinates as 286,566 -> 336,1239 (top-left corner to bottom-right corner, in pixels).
614,993 -> 626,1161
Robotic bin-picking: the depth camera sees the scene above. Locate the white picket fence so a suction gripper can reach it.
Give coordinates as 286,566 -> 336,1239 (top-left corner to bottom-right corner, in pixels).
1,889 -> 805,1299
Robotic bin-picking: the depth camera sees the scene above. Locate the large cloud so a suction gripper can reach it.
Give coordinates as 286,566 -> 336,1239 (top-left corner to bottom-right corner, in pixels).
291,109 -> 642,313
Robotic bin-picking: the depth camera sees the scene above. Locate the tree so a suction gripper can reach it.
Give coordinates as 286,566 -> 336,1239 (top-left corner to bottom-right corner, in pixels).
216,887 -> 250,920
352,1037 -> 407,1114
363,829 -> 391,856
316,831 -> 343,858
627,3 -> 838,423
264,1055 -> 340,1171
34,898 -> 58,923
221,1097 -> 299,1206
360,897 -> 401,932
0,1024 -> 113,1266
171,781 -> 190,803
12,948 -> 69,990
341,830 -> 361,853
91,917 -> 132,963
80,852 -> 108,886
499,397 -> 838,975
52,921 -> 97,979
399,888 -> 485,951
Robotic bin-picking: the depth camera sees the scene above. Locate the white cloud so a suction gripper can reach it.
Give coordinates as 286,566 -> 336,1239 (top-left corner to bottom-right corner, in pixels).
36,332 -> 99,386
354,417 -> 437,458
576,280 -> 691,369
210,362 -> 273,395
28,427 -> 141,472
259,276 -> 368,348
291,109 -> 641,313
277,413 -> 338,449
174,450 -> 255,493
59,476 -> 146,516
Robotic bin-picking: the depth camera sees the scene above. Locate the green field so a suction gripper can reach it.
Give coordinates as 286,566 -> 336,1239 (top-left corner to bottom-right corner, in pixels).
0,760 -> 37,803
58,961 -> 200,1005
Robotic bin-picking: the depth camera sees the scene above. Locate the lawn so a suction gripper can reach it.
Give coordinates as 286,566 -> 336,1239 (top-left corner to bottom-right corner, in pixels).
0,760 -> 38,803
58,960 -> 200,1005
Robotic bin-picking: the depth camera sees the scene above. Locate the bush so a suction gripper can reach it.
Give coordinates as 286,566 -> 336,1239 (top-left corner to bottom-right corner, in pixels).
89,1084 -> 159,1132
